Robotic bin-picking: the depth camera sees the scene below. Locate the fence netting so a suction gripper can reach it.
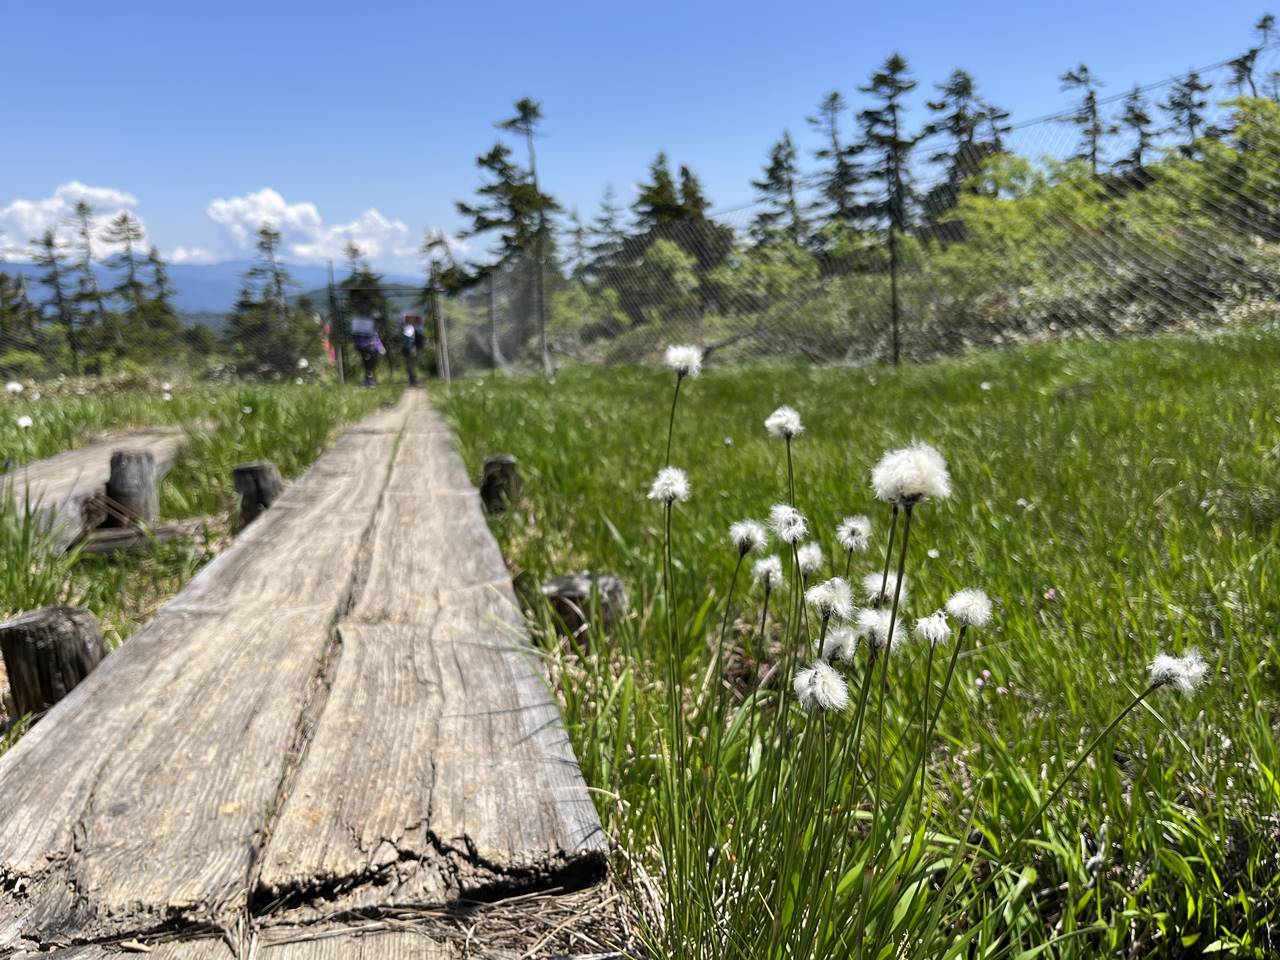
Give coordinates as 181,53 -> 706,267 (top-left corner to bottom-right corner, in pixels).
4,47 -> 1280,384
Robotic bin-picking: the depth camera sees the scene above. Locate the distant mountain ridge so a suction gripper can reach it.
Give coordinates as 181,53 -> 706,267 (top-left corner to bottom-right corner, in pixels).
0,260 -> 422,324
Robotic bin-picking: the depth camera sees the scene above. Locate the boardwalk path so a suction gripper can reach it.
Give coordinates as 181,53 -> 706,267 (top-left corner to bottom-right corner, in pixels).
0,393 -> 611,958
2,427 -> 184,549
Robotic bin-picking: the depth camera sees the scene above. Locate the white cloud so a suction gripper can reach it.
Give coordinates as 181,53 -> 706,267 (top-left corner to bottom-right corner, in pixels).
0,181 -> 145,260
206,187 -> 420,265
168,245 -> 217,264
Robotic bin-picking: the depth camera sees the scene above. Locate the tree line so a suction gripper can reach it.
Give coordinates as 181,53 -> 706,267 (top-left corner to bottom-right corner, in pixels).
0,205 -> 207,376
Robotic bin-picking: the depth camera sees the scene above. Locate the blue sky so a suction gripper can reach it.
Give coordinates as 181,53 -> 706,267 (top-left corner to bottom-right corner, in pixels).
0,0 -> 1271,273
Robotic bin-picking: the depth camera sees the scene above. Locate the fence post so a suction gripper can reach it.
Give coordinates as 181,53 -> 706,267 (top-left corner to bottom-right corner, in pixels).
889,224 -> 900,367
431,261 -> 451,384
488,270 -> 503,369
327,259 -> 345,385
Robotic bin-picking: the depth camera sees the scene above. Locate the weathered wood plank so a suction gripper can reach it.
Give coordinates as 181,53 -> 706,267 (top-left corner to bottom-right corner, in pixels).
0,400 -> 414,950
0,392 -> 611,957
0,427 -> 184,549
259,404 -> 605,906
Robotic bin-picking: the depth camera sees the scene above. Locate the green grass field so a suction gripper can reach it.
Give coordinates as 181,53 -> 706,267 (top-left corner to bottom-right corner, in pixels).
438,326 -> 1280,957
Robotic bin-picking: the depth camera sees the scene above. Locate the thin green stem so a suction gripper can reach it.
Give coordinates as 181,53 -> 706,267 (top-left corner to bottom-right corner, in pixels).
664,374 -> 683,467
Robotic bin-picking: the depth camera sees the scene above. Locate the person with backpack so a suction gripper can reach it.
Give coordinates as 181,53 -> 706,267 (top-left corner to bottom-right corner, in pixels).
401,314 -> 425,386
351,314 -> 385,386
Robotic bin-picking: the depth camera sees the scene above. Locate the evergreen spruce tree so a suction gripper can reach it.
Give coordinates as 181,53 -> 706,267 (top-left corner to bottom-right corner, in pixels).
1059,64 -> 1115,176
589,185 -> 627,266
750,132 -> 808,246
1161,71 -> 1214,155
922,69 -> 1010,227
633,152 -> 686,228
70,200 -> 116,357
101,211 -> 146,323
806,91 -> 860,228
32,229 -> 80,374
854,53 -> 921,365
1118,86 -> 1157,172
225,224 -> 312,373
497,97 -> 553,373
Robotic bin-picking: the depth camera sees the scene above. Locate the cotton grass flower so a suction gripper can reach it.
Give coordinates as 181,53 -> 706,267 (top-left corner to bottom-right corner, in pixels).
1149,648 -> 1208,694
945,588 -> 992,628
764,405 -> 803,439
768,504 -> 807,543
797,542 -> 823,576
914,611 -> 951,647
16,415 -> 33,429
729,520 -> 767,556
856,607 -> 905,652
806,577 -> 853,621
648,466 -> 690,504
663,344 -> 703,379
836,515 -> 872,552
863,570 -> 908,606
793,660 -> 849,712
871,443 -> 951,504
753,555 -> 784,592
297,357 -> 310,370
5,381 -> 23,395
822,624 -> 859,662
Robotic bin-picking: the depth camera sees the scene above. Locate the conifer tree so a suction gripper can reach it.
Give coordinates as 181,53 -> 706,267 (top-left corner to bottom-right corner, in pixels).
922,69 -> 1010,223
1161,71 -> 1214,155
854,53 -> 921,365
1059,64 -> 1115,176
806,91 -> 860,227
32,229 -> 79,373
70,200 -> 116,355
633,152 -> 686,228
1118,86 -> 1157,172
102,212 -> 147,320
750,132 -> 808,246
588,185 -> 627,268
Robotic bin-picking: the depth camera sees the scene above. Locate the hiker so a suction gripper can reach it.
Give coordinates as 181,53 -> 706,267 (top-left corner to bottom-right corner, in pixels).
351,314 -> 385,386
401,314 -> 425,386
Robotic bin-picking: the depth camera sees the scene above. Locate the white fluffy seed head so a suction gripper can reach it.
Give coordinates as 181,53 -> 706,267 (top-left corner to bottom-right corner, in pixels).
647,467 -> 690,504
914,611 -> 951,647
871,443 -> 952,505
663,344 -> 704,378
765,405 -> 804,439
797,542 -> 824,576
16,414 -> 33,429
862,570 -> 908,606
945,588 -> 992,628
753,555 -> 784,592
836,515 -> 872,552
768,504 -> 808,544
806,577 -> 853,621
729,520 -> 767,556
822,624 -> 859,663
793,660 -> 849,712
5,381 -> 23,395
856,607 -> 905,652
1149,648 -> 1208,694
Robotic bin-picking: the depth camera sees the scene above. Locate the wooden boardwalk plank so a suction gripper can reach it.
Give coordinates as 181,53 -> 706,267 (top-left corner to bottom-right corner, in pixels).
0,393 -> 612,957
1,427 -> 185,549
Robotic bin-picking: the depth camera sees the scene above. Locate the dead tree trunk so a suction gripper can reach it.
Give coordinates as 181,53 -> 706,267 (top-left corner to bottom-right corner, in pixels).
0,606 -> 105,717
233,461 -> 284,530
104,449 -> 159,527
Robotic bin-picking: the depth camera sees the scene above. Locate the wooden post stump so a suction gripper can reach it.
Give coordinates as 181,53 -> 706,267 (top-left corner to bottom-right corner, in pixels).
233,461 -> 284,530
480,453 -> 521,513
0,606 -> 105,717
541,572 -> 626,636
104,449 -> 158,527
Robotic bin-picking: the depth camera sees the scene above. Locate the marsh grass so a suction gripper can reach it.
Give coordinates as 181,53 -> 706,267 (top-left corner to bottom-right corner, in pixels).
442,327 -> 1280,957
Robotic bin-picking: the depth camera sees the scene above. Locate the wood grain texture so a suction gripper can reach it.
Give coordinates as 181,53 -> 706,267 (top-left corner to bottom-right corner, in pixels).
1,427 -> 184,549
0,393 -> 611,958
